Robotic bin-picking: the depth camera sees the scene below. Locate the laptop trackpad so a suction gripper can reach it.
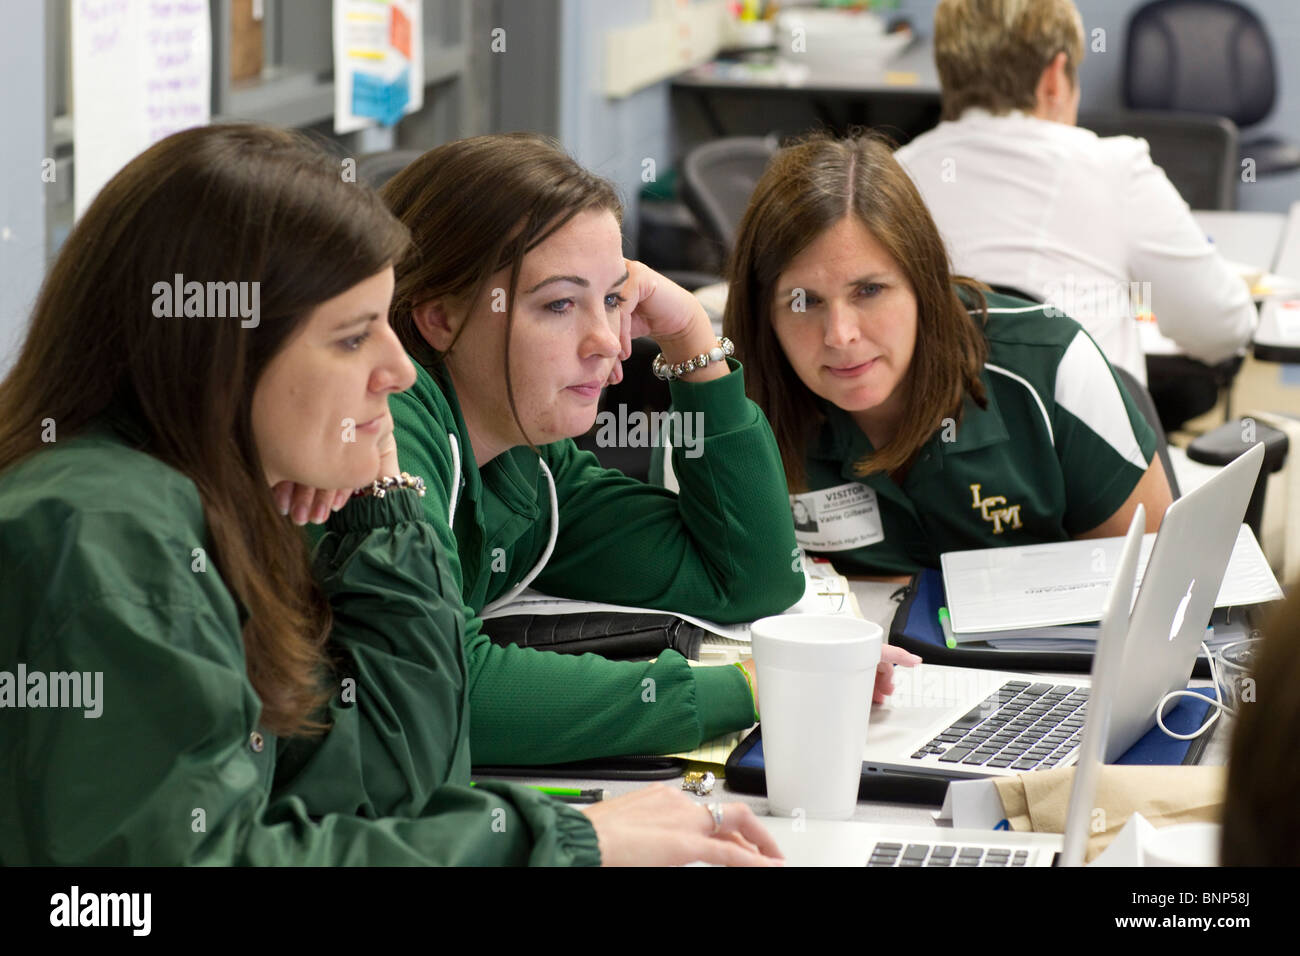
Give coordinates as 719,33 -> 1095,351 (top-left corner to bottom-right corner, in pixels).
863,664 -> 1023,760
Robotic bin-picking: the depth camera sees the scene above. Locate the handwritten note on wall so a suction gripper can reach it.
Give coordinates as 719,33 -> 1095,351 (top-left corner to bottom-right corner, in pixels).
73,0 -> 212,218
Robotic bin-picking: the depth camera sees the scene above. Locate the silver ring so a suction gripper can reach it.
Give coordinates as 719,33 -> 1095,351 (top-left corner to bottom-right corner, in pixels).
706,802 -> 724,833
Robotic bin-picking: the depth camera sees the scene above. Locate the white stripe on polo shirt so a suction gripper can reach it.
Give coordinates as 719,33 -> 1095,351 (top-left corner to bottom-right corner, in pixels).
968,303 -> 1059,445
984,362 -> 1055,446
1053,330 -> 1148,471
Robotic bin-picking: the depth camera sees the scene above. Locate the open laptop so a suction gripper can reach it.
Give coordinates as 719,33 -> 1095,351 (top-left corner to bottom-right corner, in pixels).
830,441 -> 1264,786
758,505 -> 1145,866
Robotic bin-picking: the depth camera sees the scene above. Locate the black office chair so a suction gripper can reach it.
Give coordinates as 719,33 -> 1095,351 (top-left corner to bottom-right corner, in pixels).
1078,109 -> 1239,211
1186,419 -> 1289,542
1124,0 -> 1300,178
355,150 -> 425,190
680,137 -> 779,261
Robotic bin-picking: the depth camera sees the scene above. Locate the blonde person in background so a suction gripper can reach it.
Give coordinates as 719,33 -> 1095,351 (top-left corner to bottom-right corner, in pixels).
895,0 -> 1255,431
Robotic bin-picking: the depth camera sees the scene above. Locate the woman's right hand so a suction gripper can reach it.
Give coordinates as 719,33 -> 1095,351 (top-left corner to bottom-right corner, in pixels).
580,784 -> 784,866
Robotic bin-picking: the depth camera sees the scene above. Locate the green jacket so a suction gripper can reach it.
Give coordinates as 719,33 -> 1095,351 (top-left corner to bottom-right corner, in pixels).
0,426 -> 599,865
387,359 -> 804,764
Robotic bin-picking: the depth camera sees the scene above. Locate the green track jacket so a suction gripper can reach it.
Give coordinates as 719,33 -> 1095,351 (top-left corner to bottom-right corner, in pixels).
388,359 -> 805,764
0,426 -> 599,865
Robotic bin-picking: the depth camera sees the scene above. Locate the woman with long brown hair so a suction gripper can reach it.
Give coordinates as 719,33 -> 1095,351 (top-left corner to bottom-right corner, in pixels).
0,123 -> 781,866
720,132 -> 1173,575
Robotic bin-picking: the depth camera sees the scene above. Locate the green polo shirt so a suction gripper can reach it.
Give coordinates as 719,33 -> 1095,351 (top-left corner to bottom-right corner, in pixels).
792,300 -> 1158,574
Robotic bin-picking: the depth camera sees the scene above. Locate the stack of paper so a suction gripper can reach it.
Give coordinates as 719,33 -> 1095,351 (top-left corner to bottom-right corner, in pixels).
940,525 -> 1282,651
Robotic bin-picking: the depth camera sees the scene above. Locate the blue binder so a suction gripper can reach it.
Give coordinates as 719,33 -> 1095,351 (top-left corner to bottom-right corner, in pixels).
891,568 -> 1215,679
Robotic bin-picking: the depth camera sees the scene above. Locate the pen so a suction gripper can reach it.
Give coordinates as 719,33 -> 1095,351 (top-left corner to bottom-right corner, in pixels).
938,606 -> 956,648
470,782 -> 608,803
530,785 -> 608,804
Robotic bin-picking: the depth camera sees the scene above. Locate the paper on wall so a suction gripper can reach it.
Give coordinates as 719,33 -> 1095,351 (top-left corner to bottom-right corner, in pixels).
72,0 -> 211,218
332,0 -> 422,134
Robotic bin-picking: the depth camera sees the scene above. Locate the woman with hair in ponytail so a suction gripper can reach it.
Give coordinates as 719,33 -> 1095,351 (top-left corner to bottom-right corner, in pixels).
0,124 -> 781,866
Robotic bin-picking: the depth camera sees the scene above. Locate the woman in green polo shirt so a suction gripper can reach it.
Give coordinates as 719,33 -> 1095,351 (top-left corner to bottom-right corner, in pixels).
371,132 -> 918,765
719,132 -> 1173,576
0,123 -> 781,866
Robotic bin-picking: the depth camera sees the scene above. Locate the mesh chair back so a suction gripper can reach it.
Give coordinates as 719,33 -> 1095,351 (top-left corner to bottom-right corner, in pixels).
680,137 -> 778,254
1079,110 -> 1238,210
1124,0 -> 1276,128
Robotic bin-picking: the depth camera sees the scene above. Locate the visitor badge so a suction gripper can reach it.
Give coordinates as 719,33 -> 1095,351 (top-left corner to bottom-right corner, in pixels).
789,482 -> 884,551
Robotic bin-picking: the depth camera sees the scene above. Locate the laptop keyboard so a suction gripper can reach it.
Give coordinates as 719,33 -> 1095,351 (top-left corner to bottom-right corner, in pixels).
909,681 -> 1088,771
868,842 -> 1031,867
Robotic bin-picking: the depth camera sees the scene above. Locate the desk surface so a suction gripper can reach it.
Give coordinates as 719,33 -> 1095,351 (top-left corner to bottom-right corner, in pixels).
673,35 -> 939,95
1191,210 -> 1287,273
474,579 -> 1230,829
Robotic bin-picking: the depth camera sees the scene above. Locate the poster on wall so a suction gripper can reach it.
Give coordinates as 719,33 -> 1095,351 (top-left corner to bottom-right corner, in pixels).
72,0 -> 212,219
332,0 -> 423,134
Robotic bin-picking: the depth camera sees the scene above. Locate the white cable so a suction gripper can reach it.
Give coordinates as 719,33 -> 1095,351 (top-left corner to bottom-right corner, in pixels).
1154,640 -> 1234,740
447,432 -> 461,526
480,457 -> 558,615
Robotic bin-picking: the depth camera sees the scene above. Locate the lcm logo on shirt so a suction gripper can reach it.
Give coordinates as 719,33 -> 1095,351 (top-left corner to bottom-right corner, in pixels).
969,484 -> 1023,534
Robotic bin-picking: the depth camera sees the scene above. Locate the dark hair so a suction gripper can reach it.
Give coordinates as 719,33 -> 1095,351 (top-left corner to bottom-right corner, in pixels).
381,132 -> 622,444
0,123 -> 410,736
1222,584 -> 1300,865
724,131 -> 989,490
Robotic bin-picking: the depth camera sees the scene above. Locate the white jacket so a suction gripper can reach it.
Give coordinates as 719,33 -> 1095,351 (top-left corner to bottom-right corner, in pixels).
895,109 -> 1256,383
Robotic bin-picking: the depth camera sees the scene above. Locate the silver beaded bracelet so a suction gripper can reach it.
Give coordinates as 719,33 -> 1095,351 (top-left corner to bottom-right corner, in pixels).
651,336 -> 735,382
353,472 -> 427,499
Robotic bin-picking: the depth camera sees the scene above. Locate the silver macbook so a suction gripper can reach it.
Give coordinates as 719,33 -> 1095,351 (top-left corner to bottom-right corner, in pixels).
854,441 -> 1264,784
760,507 -> 1146,867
